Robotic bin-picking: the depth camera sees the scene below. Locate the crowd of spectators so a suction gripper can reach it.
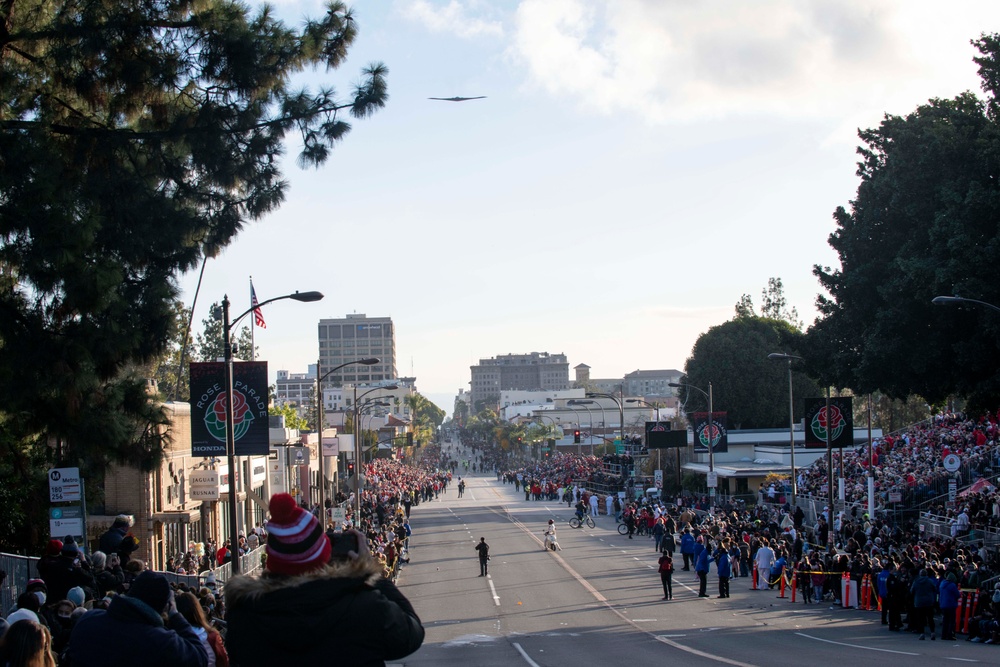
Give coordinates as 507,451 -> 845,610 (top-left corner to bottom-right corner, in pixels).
796,412 -> 1000,519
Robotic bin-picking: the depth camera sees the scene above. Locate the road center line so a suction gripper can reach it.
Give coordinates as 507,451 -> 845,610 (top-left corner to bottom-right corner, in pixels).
795,632 -> 919,656
487,577 -> 501,606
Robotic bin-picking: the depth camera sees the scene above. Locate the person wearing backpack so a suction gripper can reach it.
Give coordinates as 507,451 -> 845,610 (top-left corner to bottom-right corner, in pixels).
657,551 -> 674,600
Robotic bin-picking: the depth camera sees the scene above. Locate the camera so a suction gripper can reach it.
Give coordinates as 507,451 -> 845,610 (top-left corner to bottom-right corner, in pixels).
330,532 -> 359,558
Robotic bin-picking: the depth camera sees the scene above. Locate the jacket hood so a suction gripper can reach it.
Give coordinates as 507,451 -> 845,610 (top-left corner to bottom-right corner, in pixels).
224,556 -> 384,647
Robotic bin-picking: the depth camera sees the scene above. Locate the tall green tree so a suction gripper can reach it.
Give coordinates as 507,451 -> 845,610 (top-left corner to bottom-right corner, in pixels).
680,317 -> 818,429
808,34 -> 1000,411
0,1 -> 387,470
194,302 -> 257,362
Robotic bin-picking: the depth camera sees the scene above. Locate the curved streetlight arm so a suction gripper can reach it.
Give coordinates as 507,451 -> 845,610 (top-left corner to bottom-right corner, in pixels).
228,291 -> 324,333
932,295 -> 1000,315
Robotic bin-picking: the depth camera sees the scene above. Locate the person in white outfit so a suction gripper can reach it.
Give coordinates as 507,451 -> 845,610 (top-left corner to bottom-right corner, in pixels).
543,520 -> 560,551
605,494 -> 614,517
754,538 -> 776,588
589,494 -> 600,518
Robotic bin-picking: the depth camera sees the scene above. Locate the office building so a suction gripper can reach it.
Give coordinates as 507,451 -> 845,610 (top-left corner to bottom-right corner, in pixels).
317,314 -> 397,389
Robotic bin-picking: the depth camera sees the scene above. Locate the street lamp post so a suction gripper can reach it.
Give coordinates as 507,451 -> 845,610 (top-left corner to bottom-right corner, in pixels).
767,353 -> 802,507
352,384 -> 398,523
626,398 -> 662,476
315,357 -> 379,530
586,392 -> 624,445
223,289 -> 323,574
669,381 -> 715,509
568,399 -> 597,455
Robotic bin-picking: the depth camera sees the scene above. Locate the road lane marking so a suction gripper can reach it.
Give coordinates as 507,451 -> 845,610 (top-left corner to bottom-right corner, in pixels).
795,633 -> 919,656
512,642 -> 542,667
944,659 -> 978,663
488,577 -> 501,606
496,505 -> 755,666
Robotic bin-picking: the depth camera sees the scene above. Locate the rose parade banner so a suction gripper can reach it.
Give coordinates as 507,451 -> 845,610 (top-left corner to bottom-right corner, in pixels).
189,361 -> 270,457
692,412 -> 728,453
804,397 -> 854,448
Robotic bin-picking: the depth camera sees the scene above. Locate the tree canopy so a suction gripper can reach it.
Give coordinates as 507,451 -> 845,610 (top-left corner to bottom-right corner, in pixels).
680,316 -> 818,429
808,34 -> 1000,411
0,1 -> 387,470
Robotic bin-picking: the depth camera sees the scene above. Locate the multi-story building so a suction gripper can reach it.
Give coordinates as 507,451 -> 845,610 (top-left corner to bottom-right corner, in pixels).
470,352 -> 569,411
317,314 -> 397,390
623,369 -> 683,398
274,366 -> 317,412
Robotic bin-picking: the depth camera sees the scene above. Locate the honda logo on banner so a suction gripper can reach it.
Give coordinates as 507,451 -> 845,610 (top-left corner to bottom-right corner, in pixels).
189,361 -> 270,457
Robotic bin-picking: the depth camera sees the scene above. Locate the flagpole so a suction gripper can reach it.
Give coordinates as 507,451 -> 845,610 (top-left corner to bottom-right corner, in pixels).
249,277 -> 255,361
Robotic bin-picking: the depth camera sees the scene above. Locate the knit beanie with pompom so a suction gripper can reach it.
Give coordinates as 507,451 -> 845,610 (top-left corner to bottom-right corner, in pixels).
264,493 -> 331,575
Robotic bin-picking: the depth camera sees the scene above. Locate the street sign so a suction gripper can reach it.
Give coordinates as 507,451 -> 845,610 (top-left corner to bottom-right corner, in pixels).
189,469 -> 220,501
654,470 -> 663,489
50,506 -> 84,539
289,446 -> 310,466
706,471 -> 718,488
49,467 -> 82,503
943,453 -> 961,473
948,478 -> 958,503
888,491 -> 902,503
329,507 -> 346,526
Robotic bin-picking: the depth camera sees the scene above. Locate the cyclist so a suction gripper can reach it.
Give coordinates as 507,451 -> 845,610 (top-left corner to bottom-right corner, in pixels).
543,520 -> 559,551
574,499 -> 587,523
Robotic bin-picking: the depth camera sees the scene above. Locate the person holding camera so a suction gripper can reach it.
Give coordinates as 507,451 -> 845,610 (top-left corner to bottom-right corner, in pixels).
225,493 -> 424,667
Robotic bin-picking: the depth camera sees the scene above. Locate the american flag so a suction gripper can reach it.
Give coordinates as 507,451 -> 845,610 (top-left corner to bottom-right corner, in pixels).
251,282 -> 266,328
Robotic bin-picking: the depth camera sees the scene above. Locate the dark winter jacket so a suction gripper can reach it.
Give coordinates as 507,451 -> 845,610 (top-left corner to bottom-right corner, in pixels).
680,533 -> 696,555
939,578 -> 960,610
715,549 -> 732,578
65,595 -> 208,667
910,574 -> 938,609
41,554 -> 96,603
224,556 -> 424,667
695,544 -> 710,574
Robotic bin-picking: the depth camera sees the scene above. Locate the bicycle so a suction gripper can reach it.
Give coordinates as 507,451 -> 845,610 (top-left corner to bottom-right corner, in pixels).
617,523 -> 629,535
569,514 -> 596,529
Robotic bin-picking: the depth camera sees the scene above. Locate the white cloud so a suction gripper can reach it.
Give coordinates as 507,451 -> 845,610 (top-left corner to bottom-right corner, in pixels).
508,0 -> 1000,126
400,0 -> 504,39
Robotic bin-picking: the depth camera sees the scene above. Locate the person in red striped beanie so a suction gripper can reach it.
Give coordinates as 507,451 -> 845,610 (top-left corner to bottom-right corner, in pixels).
261,493 -> 331,574
225,493 -> 424,666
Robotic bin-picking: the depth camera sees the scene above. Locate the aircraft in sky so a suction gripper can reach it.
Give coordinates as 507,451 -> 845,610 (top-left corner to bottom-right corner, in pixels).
428,96 -> 487,102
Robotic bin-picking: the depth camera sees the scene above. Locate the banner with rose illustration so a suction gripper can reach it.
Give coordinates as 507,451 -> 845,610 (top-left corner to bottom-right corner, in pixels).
803,397 -> 854,448
189,361 -> 270,457
692,411 -> 728,453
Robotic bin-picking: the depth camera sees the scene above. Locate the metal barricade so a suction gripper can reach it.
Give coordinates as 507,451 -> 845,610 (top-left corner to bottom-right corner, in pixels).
0,553 -> 39,615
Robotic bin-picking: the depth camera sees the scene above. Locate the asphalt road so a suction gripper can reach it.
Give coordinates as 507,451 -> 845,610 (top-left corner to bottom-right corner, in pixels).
391,441 -> 995,667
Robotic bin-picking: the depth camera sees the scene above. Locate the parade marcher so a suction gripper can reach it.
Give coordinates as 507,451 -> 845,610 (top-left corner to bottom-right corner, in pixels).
225,493 -> 424,666
476,537 -> 490,576
658,551 -> 674,600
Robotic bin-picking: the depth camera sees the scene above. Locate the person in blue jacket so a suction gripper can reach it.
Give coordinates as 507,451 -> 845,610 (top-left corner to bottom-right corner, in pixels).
876,560 -> 892,626
715,539 -> 732,598
694,537 -> 710,598
680,529 -> 696,571
910,569 -> 938,640
65,570 -> 207,667
938,571 -> 960,640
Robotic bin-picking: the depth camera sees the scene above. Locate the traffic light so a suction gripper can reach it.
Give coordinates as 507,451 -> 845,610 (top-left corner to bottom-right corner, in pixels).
406,432 -> 414,447
573,430 -> 581,444
347,462 -> 355,475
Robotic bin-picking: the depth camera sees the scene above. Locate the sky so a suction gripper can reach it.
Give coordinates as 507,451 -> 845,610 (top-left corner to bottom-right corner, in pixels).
177,0 -> 1000,417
